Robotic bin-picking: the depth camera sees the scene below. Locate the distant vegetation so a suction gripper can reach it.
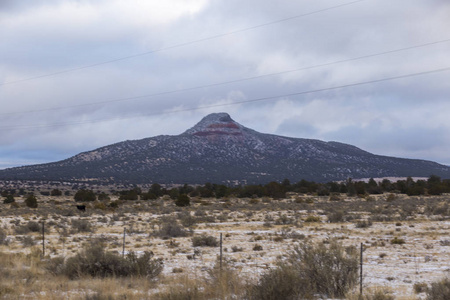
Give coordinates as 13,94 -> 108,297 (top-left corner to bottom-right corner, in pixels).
95,176 -> 450,202
2,175 -> 449,204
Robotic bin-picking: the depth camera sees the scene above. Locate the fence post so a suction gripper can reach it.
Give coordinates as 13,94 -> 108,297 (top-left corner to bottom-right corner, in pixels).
220,233 -> 223,273
122,227 -> 126,258
42,220 -> 45,258
360,242 -> 363,295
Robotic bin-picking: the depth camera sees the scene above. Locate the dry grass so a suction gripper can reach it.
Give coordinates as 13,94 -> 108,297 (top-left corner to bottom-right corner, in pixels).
0,191 -> 449,299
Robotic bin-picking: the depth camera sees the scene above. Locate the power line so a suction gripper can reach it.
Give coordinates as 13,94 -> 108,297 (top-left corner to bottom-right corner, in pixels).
3,37 -> 449,116
2,65 -> 449,130
0,0 -> 365,87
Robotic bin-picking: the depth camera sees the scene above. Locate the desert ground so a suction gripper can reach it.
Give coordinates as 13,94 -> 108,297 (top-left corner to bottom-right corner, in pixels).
0,187 -> 449,299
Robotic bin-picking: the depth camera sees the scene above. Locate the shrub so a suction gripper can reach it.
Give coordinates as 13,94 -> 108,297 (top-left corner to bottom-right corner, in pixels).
109,201 -> 119,209
391,237 -> 405,245
3,195 -> 14,204
141,192 -> 157,200
329,193 -> 341,201
156,286 -> 203,300
305,198 -> 314,204
124,251 -> 164,278
355,288 -> 395,300
426,277 -> 450,300
248,263 -> 311,300
231,245 -> 243,252
25,194 -> 38,208
294,197 -> 304,203
74,189 -> 96,202
249,240 -> 359,299
386,193 -> 397,202
15,221 -> 42,234
0,228 -> 9,245
206,260 -> 245,299
327,210 -> 345,223
249,198 -> 260,204
118,189 -> 139,200
47,240 -> 163,279
292,241 -> 359,297
252,244 -> 263,251
273,236 -> 284,242
192,234 -> 218,247
356,220 -> 373,228
26,221 -> 41,232
155,218 -> 189,239
178,211 -> 196,228
304,215 -> 321,222
275,215 -> 294,225
175,194 -> 190,207
440,240 -> 450,246
413,282 -> 428,294
97,192 -> 110,201
18,235 -> 35,247
93,201 -> 107,210
45,256 -> 65,275
71,219 -> 95,233
50,189 -> 62,196
14,225 -> 30,235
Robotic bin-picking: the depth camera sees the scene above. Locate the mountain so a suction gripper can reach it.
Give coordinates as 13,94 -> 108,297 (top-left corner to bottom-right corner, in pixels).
1,112 -> 449,184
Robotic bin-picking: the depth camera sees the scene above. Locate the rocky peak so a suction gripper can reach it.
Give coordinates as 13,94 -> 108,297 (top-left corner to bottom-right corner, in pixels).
183,112 -> 245,137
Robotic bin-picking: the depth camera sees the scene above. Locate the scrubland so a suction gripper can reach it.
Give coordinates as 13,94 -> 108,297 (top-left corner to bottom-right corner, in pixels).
1,192 -> 450,299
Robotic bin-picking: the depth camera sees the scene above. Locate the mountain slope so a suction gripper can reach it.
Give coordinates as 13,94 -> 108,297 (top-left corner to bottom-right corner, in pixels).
1,113 -> 449,184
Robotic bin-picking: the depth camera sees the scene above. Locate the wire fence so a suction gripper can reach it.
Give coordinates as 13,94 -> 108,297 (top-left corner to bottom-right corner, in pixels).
33,219 -> 450,297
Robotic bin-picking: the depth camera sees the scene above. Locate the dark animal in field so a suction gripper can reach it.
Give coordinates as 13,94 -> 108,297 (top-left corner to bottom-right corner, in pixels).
76,205 -> 86,212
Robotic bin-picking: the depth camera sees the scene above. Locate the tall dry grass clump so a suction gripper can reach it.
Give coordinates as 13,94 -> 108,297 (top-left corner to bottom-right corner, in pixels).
155,259 -> 246,299
0,247 -> 44,298
347,287 -> 395,300
426,277 -> 450,300
248,240 -> 359,299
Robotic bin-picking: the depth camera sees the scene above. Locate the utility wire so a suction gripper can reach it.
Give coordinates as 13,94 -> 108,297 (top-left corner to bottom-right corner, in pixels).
2,65 -> 449,130
2,37 -> 449,116
0,0 -> 365,87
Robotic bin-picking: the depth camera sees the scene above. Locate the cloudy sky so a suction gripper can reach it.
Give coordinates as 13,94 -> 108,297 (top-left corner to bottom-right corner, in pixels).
1,0 -> 450,169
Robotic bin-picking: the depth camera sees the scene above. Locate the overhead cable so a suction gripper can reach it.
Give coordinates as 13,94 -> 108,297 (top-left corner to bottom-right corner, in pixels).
0,0 -> 365,86
2,65 -> 449,130
2,37 -> 449,116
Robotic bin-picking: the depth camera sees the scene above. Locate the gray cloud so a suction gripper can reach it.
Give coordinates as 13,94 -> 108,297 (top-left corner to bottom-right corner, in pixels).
1,0 -> 450,169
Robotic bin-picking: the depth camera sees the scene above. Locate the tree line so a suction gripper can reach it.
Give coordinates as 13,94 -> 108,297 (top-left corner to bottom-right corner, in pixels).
91,175 -> 450,203
3,175 -> 449,208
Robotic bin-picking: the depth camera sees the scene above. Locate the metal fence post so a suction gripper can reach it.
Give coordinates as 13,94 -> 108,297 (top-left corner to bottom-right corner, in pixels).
220,233 -> 223,273
123,227 -> 126,258
42,220 -> 45,258
360,242 -> 363,296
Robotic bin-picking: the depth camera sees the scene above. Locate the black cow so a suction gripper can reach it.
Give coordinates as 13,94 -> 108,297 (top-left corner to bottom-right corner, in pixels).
76,205 -> 86,212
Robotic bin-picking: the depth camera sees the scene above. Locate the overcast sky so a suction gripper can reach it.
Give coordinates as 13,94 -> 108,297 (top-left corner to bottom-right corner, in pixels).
1,0 -> 450,170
